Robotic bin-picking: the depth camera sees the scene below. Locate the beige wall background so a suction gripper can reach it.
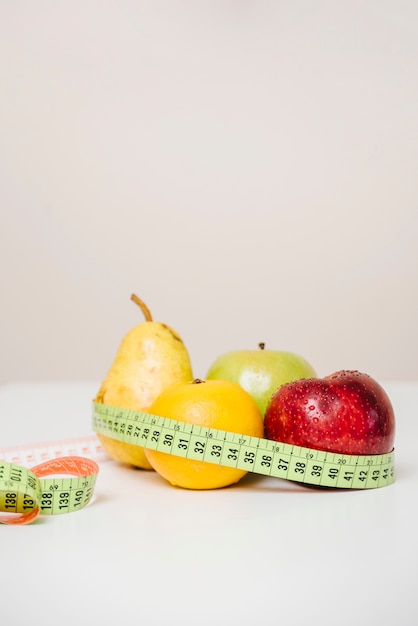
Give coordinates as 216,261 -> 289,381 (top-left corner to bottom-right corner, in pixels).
1,1 -> 417,385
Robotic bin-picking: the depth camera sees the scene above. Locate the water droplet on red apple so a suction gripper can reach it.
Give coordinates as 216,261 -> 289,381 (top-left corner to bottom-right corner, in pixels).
309,405 -> 315,411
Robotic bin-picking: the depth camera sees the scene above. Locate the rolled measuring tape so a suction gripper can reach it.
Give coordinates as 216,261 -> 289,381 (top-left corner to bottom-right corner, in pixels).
92,402 -> 395,490
0,455 -> 99,526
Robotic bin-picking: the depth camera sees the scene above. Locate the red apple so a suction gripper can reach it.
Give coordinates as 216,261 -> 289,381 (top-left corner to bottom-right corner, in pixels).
264,370 -> 395,455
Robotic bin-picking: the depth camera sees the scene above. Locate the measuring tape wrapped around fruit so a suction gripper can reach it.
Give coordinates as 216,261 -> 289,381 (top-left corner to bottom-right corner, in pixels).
0,297 -> 396,524
90,295 -> 395,490
92,371 -> 395,490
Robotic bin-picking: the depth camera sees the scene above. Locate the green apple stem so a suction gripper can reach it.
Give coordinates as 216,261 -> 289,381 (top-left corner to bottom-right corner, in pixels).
131,294 -> 153,322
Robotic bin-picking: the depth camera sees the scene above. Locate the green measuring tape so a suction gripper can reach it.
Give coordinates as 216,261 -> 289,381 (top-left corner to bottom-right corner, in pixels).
0,456 -> 98,525
92,402 -> 395,490
0,399 -> 395,525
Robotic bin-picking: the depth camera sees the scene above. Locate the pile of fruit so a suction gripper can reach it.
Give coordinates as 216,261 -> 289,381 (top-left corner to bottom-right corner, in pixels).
94,295 -> 395,490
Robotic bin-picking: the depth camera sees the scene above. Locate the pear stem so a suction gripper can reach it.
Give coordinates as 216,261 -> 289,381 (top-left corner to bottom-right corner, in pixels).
130,294 -> 153,321
259,342 -> 265,350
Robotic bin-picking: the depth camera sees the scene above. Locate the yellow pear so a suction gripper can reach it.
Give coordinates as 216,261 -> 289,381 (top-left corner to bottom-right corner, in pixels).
95,294 -> 194,469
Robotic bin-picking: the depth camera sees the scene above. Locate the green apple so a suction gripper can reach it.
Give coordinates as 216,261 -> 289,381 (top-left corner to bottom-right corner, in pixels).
206,343 -> 317,418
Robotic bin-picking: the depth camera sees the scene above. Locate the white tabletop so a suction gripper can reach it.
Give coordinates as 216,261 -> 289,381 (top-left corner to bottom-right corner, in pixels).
0,381 -> 417,626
